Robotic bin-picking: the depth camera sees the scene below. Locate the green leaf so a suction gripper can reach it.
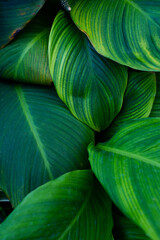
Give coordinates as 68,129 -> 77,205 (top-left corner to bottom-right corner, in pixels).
49,10 -> 128,131
0,170 -> 113,240
69,0 -> 160,71
110,234 -> 114,240
0,0 -> 45,48
0,10 -> 52,85
101,70 -> 156,140
88,118 -> 160,240
150,73 -> 160,117
0,81 -> 94,207
113,214 -> 151,240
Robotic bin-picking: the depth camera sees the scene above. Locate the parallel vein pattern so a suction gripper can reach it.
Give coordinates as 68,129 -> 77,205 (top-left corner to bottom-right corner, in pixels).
15,86 -> 53,179
0,82 -> 94,207
49,10 -> 128,131
150,73 -> 160,117
0,13 -> 52,85
0,171 -> 113,240
101,70 -> 156,140
69,0 -> 160,71
89,118 -> 160,240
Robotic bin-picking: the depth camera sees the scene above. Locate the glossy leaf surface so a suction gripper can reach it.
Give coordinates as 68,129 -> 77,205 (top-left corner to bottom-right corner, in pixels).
89,118 -> 160,240
69,0 -> 160,71
0,170 -> 113,240
0,0 -> 45,48
150,73 -> 160,117
49,10 -> 128,131
101,70 -> 156,140
0,11 -> 52,85
0,82 -> 94,207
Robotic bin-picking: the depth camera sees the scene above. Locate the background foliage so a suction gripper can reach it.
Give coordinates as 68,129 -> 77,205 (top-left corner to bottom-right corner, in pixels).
0,0 -> 160,239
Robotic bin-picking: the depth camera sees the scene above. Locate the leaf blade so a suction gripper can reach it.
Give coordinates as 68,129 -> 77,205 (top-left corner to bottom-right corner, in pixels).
49,10 -> 128,131
0,170 -> 113,240
69,0 -> 160,71
89,118 -> 160,239
0,81 -> 94,207
0,11 -> 52,85
0,0 -> 45,48
101,70 -> 156,140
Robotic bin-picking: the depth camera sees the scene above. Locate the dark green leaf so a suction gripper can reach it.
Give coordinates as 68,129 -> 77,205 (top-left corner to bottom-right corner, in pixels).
0,0 -> 45,48
113,214 -> 150,240
69,0 -> 160,71
0,81 -> 94,207
0,9 -> 53,85
49,10 -> 128,131
150,73 -> 160,117
0,170 -> 113,240
89,118 -> 160,240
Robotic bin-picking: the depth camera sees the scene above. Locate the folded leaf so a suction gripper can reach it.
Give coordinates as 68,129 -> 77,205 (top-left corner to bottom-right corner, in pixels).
113,214 -> 150,240
0,9 -> 53,85
0,81 -> 94,207
101,70 -> 156,140
0,170 -> 113,240
69,0 -> 160,71
49,10 -> 128,131
150,73 -> 160,117
0,0 -> 45,48
89,118 -> 160,240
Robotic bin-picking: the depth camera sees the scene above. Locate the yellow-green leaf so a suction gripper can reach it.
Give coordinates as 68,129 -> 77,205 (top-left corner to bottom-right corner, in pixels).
69,0 -> 160,71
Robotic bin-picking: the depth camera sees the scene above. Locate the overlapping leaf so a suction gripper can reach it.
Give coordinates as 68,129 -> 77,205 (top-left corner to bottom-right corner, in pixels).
101,70 -> 156,140
89,118 -> 160,240
0,0 -> 45,48
0,170 -> 113,240
150,73 -> 160,117
113,214 -> 150,240
0,10 -> 52,85
69,0 -> 160,71
0,81 -> 94,207
49,10 -> 128,131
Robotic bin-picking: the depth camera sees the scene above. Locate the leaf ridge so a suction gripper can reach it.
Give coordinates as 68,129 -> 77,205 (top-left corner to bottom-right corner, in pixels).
15,86 -> 53,180
14,30 -> 47,79
98,145 -> 160,168
57,185 -> 93,240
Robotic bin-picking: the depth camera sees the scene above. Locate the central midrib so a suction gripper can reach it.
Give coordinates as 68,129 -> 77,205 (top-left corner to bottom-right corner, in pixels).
14,30 -> 47,79
15,86 -> 53,179
98,145 -> 160,168
57,186 -> 93,240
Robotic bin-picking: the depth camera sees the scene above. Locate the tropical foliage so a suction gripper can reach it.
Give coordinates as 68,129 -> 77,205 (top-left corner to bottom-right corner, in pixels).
0,0 -> 160,239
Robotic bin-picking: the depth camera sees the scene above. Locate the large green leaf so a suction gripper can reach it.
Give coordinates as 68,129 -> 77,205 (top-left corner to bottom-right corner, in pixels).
150,73 -> 160,117
68,0 -> 160,71
0,81 -> 94,207
0,170 -> 113,240
0,0 -> 45,48
49,10 -> 128,131
113,214 -> 150,240
89,118 -> 160,240
0,8 -> 53,85
101,70 -> 156,141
